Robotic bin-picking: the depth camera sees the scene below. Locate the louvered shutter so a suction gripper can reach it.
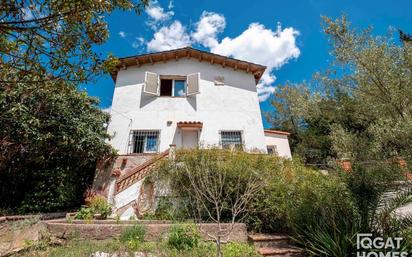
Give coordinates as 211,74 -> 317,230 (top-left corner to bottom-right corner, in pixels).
144,72 -> 159,95
186,73 -> 200,96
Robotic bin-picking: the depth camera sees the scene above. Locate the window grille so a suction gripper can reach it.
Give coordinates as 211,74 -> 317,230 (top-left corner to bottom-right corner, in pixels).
128,130 -> 160,153
267,145 -> 278,155
220,131 -> 243,150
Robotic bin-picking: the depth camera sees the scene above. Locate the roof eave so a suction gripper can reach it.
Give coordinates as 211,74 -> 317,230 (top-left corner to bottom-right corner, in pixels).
110,47 -> 266,84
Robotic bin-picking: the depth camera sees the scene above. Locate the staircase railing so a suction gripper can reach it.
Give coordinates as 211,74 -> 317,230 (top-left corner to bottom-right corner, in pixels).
116,148 -> 170,193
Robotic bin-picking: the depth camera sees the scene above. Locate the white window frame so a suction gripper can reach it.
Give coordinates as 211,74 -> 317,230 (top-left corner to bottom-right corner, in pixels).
159,78 -> 187,97
157,73 -> 200,97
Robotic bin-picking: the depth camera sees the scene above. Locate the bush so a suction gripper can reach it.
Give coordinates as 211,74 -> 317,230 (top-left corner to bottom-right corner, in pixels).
143,197 -> 189,221
167,224 -> 200,251
150,149 -> 278,226
149,149 -> 412,256
89,196 -> 111,219
119,224 -> 146,250
0,81 -> 114,214
74,206 -> 94,220
74,196 -> 111,220
222,242 -> 259,257
287,162 -> 411,256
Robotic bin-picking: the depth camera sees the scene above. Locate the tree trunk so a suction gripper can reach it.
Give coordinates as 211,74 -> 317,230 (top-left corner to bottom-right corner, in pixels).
216,236 -> 223,257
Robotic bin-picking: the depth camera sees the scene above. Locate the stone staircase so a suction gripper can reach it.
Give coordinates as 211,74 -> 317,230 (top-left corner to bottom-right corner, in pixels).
115,148 -> 170,193
248,233 -> 304,257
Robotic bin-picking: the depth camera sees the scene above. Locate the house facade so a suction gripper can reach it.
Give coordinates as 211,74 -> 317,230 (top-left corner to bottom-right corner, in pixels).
94,47 -> 292,218
107,47 -> 291,157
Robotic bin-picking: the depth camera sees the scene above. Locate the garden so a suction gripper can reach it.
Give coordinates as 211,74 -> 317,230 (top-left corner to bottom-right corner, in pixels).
7,148 -> 411,257
2,1 -> 412,255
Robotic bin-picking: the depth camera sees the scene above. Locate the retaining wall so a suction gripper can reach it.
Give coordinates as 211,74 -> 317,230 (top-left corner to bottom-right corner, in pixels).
45,219 -> 248,243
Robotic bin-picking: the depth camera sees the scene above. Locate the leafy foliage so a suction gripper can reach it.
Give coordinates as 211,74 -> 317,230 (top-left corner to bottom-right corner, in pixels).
119,224 -> 146,250
167,224 -> 200,251
0,0 -> 150,213
221,242 -> 259,257
0,0 -> 147,84
74,206 -> 95,221
0,81 -> 114,213
292,164 -> 412,256
267,15 -> 412,164
143,197 -> 189,221
75,195 -> 112,220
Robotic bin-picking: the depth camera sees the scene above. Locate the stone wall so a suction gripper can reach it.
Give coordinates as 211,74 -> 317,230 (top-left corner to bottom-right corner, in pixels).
0,218 -> 47,256
46,219 -> 248,243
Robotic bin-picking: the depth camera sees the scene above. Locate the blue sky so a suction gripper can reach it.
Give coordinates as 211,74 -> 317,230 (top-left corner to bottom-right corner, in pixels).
84,0 -> 412,128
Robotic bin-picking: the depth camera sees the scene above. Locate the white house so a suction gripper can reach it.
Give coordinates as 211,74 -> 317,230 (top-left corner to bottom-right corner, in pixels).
107,47 -> 291,157
94,47 -> 292,218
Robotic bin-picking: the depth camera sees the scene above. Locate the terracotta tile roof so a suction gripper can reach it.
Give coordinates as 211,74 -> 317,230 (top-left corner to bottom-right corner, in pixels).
177,121 -> 203,128
264,129 -> 291,136
110,47 -> 266,84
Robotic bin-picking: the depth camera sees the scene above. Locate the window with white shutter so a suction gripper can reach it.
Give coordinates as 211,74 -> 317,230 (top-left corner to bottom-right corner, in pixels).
186,73 -> 200,96
144,72 -> 159,95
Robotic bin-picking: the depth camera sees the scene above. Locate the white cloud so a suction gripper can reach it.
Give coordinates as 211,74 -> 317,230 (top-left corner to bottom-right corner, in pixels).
147,21 -> 191,51
118,31 -> 126,38
146,1 -> 174,23
168,0 -> 174,9
210,22 -> 300,102
192,11 -> 226,48
142,3 -> 300,102
132,37 -> 146,48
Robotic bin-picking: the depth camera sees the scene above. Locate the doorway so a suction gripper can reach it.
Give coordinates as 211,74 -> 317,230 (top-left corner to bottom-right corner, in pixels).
181,130 -> 198,149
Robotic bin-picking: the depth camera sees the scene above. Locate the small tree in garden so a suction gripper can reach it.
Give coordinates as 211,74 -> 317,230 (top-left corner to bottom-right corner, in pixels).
168,149 -> 265,257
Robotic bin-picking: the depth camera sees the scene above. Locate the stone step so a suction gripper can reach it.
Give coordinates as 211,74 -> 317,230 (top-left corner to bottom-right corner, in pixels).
248,233 -> 291,248
257,247 -> 304,257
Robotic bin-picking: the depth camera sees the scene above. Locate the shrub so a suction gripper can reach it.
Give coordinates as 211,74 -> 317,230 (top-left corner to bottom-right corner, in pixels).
288,162 -> 411,256
0,81 -> 114,214
89,196 -> 111,219
74,206 -> 94,220
143,197 -> 189,221
167,224 -> 200,251
150,149 -> 412,256
119,224 -> 146,250
222,242 -> 259,257
74,196 -> 111,220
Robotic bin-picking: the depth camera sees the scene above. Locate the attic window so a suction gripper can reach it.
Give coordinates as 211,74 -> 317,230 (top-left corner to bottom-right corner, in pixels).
160,79 -> 186,97
144,72 -> 200,96
160,79 -> 172,96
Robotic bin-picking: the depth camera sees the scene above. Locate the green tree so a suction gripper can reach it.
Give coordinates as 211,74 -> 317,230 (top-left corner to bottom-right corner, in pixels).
0,0 -> 149,213
322,15 -> 412,160
0,0 -> 147,83
268,15 -> 412,163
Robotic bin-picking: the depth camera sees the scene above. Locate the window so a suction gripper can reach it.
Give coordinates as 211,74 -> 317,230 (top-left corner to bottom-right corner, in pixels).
220,131 -> 243,150
160,79 -> 172,96
144,72 -> 200,96
174,80 -> 186,96
129,130 -> 160,153
267,145 -> 278,155
159,79 -> 187,97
